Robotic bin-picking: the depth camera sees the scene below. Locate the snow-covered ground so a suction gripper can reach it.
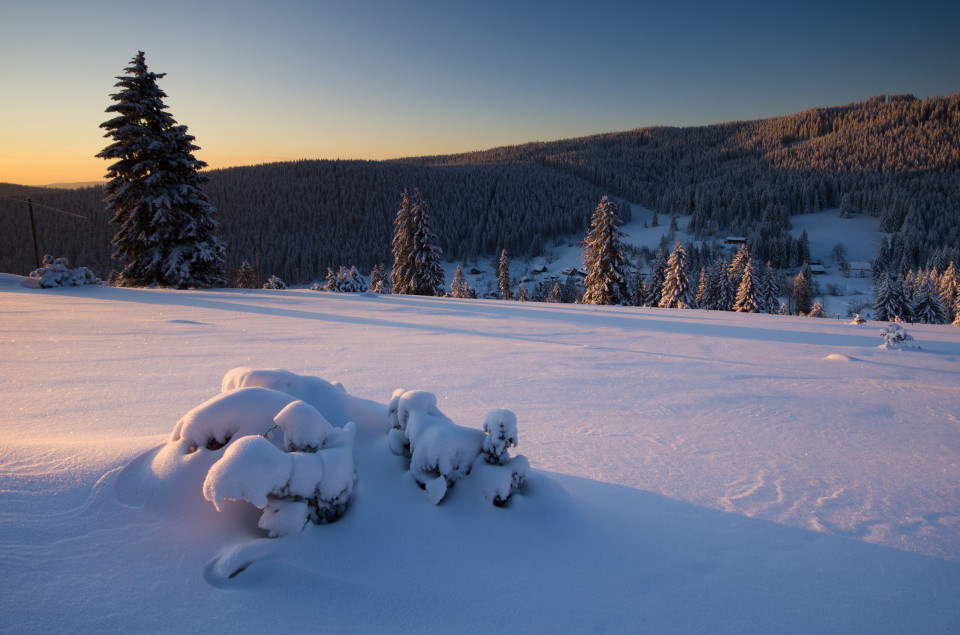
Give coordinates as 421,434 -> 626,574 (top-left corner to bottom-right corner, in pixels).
2,271 -> 959,632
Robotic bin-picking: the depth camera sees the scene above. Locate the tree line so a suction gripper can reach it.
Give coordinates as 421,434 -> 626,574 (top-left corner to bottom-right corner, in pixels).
1,91 -> 957,286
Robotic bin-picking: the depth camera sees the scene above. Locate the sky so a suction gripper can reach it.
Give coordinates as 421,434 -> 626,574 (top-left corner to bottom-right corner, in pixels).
2,0 -> 958,186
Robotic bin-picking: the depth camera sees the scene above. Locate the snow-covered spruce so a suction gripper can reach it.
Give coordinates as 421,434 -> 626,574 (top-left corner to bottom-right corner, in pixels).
29,255 -> 97,288
879,323 -> 919,350
388,391 -> 528,505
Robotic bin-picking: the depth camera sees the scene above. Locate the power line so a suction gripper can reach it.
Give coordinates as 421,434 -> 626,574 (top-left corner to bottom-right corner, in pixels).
0,194 -> 88,219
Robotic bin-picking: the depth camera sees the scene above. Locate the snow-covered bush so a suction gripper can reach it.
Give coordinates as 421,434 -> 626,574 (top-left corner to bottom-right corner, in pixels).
849,314 -> 866,325
317,266 -> 369,293
138,367 -> 529,542
29,255 -> 97,288
262,275 -> 286,289
203,418 -> 357,536
879,323 -> 919,349
388,390 -> 528,505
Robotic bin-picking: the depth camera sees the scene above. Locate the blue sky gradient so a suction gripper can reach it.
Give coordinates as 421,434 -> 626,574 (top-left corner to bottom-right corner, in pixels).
2,0 -> 958,184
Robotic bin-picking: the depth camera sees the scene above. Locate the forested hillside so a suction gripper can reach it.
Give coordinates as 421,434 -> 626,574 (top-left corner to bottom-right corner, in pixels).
2,93 -> 957,283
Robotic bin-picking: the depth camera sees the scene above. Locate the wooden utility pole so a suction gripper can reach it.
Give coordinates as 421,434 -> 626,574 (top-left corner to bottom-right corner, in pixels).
27,198 -> 40,270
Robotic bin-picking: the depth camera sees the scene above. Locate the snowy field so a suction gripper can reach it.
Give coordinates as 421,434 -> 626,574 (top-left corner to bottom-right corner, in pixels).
2,273 -> 959,633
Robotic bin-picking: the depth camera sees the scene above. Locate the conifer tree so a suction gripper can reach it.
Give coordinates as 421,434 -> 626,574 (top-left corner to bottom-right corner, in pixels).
659,240 -> 696,309
728,244 -> 751,292
873,271 -> 907,322
792,271 -> 812,315
733,260 -> 759,313
644,248 -> 667,307
498,249 -> 513,300
451,264 -> 472,299
582,196 -> 629,305
370,262 -> 389,293
938,261 -> 958,322
808,299 -> 827,318
392,188 -> 444,296
912,273 -> 947,324
763,260 -> 780,315
518,283 -> 528,302
98,51 -> 225,288
695,268 -> 709,308
391,190 -> 415,293
547,280 -> 562,303
233,260 -> 257,289
630,266 -> 645,307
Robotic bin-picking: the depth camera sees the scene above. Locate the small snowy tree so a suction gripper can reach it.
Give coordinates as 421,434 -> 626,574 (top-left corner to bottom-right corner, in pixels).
263,274 -> 286,289
370,262 -> 389,294
517,283 -> 528,302
879,323 -> 918,349
546,280 -> 562,303
808,299 -> 827,318
97,51 -> 225,289
451,264 -> 475,299
498,249 -> 513,300
582,196 -> 629,305
659,240 -> 696,309
232,260 -> 257,289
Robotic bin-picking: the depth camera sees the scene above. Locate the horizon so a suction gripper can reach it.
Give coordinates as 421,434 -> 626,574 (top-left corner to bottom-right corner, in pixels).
3,0 -> 959,186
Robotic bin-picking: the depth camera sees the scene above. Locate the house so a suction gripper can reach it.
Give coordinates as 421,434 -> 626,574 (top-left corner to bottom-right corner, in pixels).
848,261 -> 872,278
724,236 -> 747,246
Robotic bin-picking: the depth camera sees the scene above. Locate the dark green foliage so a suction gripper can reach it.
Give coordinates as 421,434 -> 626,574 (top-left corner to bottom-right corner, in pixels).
97,52 -> 225,289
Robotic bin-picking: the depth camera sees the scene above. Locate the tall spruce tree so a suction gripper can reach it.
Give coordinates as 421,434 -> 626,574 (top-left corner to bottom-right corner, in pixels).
498,249 -> 513,300
659,240 -> 696,309
391,188 -> 444,296
391,189 -> 415,293
733,260 -> 759,313
582,196 -> 629,305
792,271 -> 812,315
97,51 -> 225,288
407,188 -> 445,296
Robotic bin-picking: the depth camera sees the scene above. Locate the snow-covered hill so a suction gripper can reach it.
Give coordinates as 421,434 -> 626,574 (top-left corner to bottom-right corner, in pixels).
1,273 -> 958,632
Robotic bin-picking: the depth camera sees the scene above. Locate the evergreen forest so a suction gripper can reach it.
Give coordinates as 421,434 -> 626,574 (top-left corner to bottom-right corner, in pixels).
2,93 -> 958,284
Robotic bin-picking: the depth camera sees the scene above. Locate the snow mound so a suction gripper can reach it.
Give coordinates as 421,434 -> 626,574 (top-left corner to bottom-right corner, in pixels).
823,353 -> 856,362
123,368 -> 529,538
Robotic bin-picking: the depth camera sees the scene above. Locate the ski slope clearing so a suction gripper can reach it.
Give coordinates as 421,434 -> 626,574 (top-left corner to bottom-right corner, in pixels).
1,276 -> 959,632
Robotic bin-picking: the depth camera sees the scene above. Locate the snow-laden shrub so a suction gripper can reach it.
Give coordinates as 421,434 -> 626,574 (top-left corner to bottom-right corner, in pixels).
203,417 -> 357,537
138,367 -> 529,545
29,255 -> 97,288
388,390 -> 529,505
319,266 -> 369,293
879,323 -> 919,349
849,314 -> 866,325
262,275 -> 286,289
